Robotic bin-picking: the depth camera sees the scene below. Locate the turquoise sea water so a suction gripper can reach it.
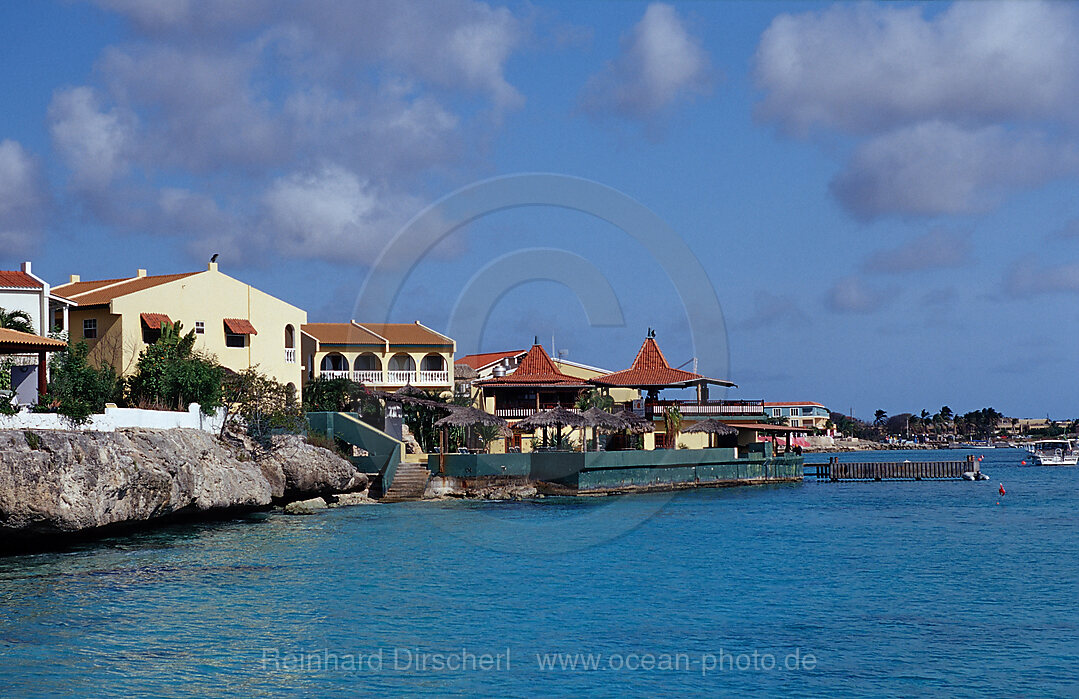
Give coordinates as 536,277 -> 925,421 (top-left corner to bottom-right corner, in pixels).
1,449 -> 1076,697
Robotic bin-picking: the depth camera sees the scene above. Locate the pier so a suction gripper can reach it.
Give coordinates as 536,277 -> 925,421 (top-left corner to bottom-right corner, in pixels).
806,455 -> 981,481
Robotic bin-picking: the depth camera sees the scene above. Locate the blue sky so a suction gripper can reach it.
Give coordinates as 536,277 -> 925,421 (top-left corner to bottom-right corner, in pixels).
2,1 -> 1078,420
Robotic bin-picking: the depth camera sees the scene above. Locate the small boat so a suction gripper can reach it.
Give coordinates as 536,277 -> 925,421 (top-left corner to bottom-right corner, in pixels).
1025,439 -> 1079,466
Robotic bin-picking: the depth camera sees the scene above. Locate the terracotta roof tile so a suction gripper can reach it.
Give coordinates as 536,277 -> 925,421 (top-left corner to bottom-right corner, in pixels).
53,272 -> 201,306
0,327 -> 67,350
302,323 -> 386,345
357,322 -> 452,346
0,271 -> 43,288
140,313 -> 172,329
223,318 -> 257,335
455,350 -> 525,370
476,344 -> 589,387
591,337 -> 735,388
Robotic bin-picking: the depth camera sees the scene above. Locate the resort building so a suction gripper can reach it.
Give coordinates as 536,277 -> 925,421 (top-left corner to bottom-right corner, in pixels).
0,262 -> 75,335
455,348 -> 638,407
301,321 -> 454,395
763,401 -> 832,432
51,262 -> 306,394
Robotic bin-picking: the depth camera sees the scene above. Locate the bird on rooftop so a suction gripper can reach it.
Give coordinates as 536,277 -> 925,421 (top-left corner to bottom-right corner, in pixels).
210,253 -> 219,263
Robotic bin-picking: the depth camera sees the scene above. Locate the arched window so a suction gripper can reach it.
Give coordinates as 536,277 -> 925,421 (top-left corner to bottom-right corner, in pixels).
354,353 -> 381,372
421,354 -> 445,372
388,354 -> 416,372
320,353 -> 348,372
284,324 -> 295,349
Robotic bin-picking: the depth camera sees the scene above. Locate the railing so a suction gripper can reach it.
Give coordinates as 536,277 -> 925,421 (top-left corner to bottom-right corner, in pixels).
495,406 -> 583,418
386,370 -> 414,384
645,400 -> 766,417
285,348 -> 296,363
417,370 -> 449,385
316,369 -> 452,385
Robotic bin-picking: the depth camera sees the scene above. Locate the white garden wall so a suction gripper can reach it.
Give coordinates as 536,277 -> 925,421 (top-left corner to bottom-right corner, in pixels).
0,404 -> 226,434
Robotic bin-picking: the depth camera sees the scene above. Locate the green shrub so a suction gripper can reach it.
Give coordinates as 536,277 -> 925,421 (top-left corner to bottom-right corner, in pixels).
127,322 -> 223,414
24,430 -> 40,450
39,341 -> 121,425
220,368 -> 304,445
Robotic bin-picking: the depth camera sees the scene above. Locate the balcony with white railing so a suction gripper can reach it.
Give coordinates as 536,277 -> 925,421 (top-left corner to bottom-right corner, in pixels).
386,370 -> 415,384
320,370 -> 350,380
353,370 -> 383,384
285,348 -> 297,363
417,370 -> 449,385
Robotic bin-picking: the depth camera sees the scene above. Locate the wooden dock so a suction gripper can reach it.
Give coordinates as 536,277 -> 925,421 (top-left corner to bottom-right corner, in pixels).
806,455 -> 981,481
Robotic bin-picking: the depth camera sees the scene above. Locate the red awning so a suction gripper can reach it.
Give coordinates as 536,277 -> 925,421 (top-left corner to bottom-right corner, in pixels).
223,318 -> 257,335
140,313 -> 172,329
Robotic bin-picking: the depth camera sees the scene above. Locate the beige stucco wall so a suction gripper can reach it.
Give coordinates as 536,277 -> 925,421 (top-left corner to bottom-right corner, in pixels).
68,267 -> 307,394
551,360 -> 640,404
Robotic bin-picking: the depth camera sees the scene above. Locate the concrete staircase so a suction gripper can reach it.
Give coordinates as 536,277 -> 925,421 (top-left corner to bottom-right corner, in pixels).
378,460 -> 431,502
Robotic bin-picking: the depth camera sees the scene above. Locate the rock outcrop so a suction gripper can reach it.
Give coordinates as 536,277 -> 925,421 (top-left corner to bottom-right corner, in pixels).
0,428 -> 367,544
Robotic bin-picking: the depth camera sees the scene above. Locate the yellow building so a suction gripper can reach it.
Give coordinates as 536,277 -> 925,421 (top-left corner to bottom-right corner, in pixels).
301,321 -> 455,395
52,262 -> 306,394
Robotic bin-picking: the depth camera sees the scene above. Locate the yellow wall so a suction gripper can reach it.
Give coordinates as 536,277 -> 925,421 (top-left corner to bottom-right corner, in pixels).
551,360 -> 639,404
68,265 -> 307,394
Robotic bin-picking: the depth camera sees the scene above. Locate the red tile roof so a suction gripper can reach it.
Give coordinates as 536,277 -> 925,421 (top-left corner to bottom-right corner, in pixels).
0,271 -> 43,288
139,313 -> 172,329
455,349 -> 525,370
476,344 -> 589,387
0,327 -> 67,350
53,272 -> 200,306
591,337 -> 735,388
762,401 -> 826,408
224,318 -> 257,335
357,322 -> 452,346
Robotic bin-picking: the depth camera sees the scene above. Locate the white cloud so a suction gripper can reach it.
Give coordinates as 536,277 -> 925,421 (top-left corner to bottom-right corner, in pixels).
0,140 -> 47,255
581,3 -> 711,122
261,164 -> 421,261
755,2 -> 1079,135
754,2 -> 1079,219
832,122 -> 1079,219
48,86 -> 133,190
864,228 -> 973,274
47,1 -> 532,264
825,276 -> 888,314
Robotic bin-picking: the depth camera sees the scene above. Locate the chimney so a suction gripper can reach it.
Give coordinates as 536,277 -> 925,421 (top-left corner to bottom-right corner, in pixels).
208,261 -> 218,272
69,274 -> 80,283
136,269 -> 147,277
20,261 -> 31,275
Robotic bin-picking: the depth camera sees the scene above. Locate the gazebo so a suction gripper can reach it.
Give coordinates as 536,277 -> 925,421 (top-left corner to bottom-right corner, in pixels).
433,406 -> 510,471
0,328 -> 67,401
589,330 -> 736,403
580,406 -> 626,451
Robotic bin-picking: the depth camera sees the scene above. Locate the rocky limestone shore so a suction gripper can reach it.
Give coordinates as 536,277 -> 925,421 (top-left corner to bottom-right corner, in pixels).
0,428 -> 369,547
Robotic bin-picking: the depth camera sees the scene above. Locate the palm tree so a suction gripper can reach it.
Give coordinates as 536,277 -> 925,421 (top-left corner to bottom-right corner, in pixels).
0,307 -> 35,334
663,405 -> 683,449
873,409 -> 888,427
575,388 -> 613,412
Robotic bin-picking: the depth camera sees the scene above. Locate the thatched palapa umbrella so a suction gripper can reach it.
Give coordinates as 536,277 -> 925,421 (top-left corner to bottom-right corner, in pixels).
683,418 -> 738,448
581,407 -> 627,451
615,408 -> 655,433
432,406 -> 510,470
515,405 -> 586,451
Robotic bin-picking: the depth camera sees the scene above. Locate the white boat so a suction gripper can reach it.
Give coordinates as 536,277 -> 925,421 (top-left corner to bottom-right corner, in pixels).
1025,439 -> 1079,466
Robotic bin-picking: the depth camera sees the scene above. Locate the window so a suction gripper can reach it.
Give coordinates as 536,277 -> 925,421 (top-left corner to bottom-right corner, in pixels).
790,419 -> 801,427
83,318 -> 97,339
771,408 -> 782,417
225,332 -> 246,348
53,309 -> 65,332
195,321 -> 205,334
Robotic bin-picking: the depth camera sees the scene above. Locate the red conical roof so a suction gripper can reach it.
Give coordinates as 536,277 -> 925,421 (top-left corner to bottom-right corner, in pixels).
475,344 -> 589,387
591,336 -> 734,388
